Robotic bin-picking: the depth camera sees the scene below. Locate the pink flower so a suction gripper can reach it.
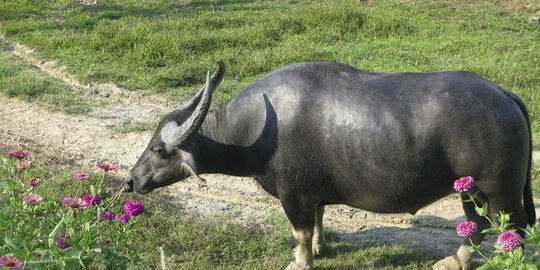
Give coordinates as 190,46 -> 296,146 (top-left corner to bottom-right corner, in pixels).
27,177 -> 43,187
83,194 -> 101,206
73,172 -> 91,182
118,213 -> 130,223
16,159 -> 30,170
23,192 -> 42,206
456,221 -> 477,237
497,231 -> 522,252
0,255 -> 23,268
96,162 -> 117,172
124,200 -> 144,216
59,196 -> 88,210
100,211 -> 116,221
6,149 -> 30,159
453,176 -> 475,193
56,232 -> 71,250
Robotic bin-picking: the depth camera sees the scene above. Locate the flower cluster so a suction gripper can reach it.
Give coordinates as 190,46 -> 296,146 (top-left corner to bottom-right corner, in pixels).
23,192 -> 42,206
60,193 -> 101,211
116,200 -> 145,223
100,211 -> 116,221
83,193 -> 101,206
496,231 -> 522,253
456,221 -> 477,237
2,150 -> 147,268
6,149 -> 30,159
0,255 -> 23,268
96,162 -> 117,172
452,175 -> 533,268
56,232 -> 71,250
16,159 -> 30,170
27,177 -> 43,187
60,196 -> 89,211
124,200 -> 144,216
118,214 -> 130,223
7,149 -> 32,174
453,176 -> 475,193
73,172 -> 91,182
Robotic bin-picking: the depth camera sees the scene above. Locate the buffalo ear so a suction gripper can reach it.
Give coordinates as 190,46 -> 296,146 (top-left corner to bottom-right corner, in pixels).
180,162 -> 207,187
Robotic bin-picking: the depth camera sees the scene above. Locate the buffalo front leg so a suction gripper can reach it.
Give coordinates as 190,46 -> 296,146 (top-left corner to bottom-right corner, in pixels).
286,226 -> 314,270
281,196 -> 317,270
313,205 -> 325,257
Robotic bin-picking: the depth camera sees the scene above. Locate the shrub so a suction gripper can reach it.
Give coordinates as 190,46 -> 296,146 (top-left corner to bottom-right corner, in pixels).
0,150 -> 150,269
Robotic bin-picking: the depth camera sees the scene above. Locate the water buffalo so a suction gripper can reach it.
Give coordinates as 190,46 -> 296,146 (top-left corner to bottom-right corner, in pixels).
125,61 -> 534,270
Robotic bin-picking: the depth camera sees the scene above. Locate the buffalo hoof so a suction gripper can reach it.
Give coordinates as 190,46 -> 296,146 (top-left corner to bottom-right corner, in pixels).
432,255 -> 469,270
285,261 -> 313,270
312,240 -> 324,257
312,245 -> 323,257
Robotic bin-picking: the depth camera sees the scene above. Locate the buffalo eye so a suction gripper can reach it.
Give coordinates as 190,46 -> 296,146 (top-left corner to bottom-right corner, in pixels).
151,145 -> 166,158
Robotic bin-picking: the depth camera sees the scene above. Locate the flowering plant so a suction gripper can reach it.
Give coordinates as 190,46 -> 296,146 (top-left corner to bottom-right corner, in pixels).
453,176 -> 540,269
0,149 -> 150,269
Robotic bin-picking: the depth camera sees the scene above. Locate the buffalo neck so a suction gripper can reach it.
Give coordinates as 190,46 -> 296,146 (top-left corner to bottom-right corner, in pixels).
194,106 -> 277,176
194,96 -> 278,177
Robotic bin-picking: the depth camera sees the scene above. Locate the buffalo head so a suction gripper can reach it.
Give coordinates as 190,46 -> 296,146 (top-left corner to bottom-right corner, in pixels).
125,62 -> 225,194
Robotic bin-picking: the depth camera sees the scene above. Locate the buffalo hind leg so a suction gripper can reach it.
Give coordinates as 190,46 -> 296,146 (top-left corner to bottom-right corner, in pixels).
313,205 -> 325,257
281,195 -> 316,270
487,193 -> 528,237
433,191 -> 490,270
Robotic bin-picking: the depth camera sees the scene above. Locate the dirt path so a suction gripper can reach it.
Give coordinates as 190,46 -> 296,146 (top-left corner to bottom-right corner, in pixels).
1,40 -> 539,260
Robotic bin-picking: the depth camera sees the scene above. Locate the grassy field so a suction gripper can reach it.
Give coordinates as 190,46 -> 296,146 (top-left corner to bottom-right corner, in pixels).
1,0 -> 539,268
1,0 -> 539,147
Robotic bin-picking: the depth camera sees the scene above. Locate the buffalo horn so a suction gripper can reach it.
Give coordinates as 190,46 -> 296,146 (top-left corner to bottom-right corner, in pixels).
179,61 -> 226,112
161,71 -> 213,147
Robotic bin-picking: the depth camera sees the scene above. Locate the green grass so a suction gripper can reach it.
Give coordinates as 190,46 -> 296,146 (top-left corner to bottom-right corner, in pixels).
533,162 -> 540,195
102,200 -> 438,269
0,40 -> 99,114
0,0 -> 539,146
114,121 -> 157,133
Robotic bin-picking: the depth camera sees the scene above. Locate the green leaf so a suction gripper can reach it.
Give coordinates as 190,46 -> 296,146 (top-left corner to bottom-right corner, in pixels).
469,190 -> 481,199
48,217 -> 65,249
64,248 -> 81,260
4,237 -> 26,260
482,227 -> 501,234
497,211 -> 511,225
476,265 -> 491,270
475,203 -> 489,217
